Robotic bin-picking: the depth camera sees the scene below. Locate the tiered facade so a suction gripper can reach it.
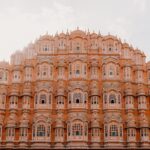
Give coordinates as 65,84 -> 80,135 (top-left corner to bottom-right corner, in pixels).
0,29 -> 150,149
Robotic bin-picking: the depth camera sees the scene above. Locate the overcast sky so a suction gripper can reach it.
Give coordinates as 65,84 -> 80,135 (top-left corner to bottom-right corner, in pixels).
0,0 -> 150,62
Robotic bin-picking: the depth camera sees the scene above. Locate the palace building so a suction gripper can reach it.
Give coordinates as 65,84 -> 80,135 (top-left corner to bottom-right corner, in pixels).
0,28 -> 150,149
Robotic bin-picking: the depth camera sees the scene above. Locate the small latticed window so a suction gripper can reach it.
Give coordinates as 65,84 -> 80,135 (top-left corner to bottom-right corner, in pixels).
40,94 -> 46,104
76,46 -> 80,50
109,94 -> 116,104
72,123 -> 83,136
73,93 -> 82,104
110,125 -> 118,136
37,125 -> 45,137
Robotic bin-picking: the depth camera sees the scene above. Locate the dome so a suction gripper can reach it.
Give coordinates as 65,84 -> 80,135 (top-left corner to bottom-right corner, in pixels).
103,34 -> 118,41
38,34 -> 53,41
122,42 -> 129,48
70,28 -> 86,39
59,32 -> 66,38
90,32 -> 99,38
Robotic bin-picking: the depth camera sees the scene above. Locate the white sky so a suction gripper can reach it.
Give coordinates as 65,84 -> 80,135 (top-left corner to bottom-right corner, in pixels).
0,0 -> 150,62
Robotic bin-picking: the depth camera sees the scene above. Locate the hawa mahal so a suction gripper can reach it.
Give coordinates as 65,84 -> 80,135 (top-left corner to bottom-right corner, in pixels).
0,28 -> 150,149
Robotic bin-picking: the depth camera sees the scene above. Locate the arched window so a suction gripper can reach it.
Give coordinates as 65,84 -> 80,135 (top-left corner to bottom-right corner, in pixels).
73,93 -> 82,104
67,120 -> 88,141
69,61 -> 87,78
37,64 -> 53,79
69,91 -> 87,109
109,94 -> 116,104
104,124 -> 123,140
40,94 -> 46,104
35,92 -> 52,109
37,124 -> 45,137
110,125 -> 118,136
33,121 -> 51,141
72,123 -> 83,136
43,45 -> 49,51
104,63 -> 119,78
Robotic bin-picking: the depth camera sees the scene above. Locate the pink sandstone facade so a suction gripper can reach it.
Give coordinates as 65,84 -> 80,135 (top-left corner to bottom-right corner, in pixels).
0,28 -> 150,149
